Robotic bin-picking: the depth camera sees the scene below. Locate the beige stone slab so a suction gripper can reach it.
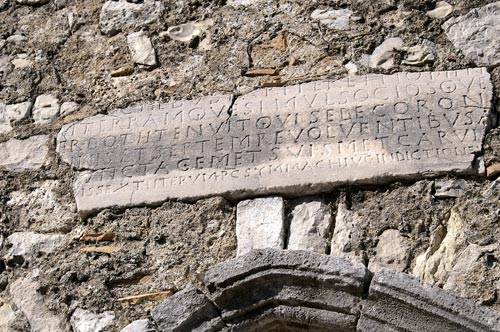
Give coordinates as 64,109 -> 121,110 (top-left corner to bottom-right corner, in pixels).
56,69 -> 494,215
288,198 -> 332,253
236,196 -> 285,256
0,135 -> 49,171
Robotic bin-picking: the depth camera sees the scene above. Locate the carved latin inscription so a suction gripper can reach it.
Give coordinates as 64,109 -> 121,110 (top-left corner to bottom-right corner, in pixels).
56,68 -> 493,214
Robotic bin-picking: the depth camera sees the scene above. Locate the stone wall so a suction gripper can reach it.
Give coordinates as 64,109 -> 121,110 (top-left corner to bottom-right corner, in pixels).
0,0 -> 500,331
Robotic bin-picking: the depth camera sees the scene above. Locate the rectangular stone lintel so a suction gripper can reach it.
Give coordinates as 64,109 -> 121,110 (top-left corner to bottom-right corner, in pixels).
56,69 -> 494,215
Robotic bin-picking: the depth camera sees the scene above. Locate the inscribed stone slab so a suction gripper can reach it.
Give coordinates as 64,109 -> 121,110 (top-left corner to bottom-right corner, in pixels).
56,68 -> 493,214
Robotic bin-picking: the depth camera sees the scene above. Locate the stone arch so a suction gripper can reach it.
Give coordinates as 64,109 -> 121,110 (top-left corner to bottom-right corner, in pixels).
137,250 -> 500,331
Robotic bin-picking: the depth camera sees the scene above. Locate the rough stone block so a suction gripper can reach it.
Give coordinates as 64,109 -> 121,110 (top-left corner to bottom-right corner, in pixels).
0,302 -> 16,331
427,1 -> 453,19
0,135 -> 49,171
367,37 -> 404,69
236,196 -> 285,256
367,229 -> 409,273
56,69 -> 493,214
5,101 -> 32,121
33,94 -> 60,123
287,198 -> 332,253
358,268 -> 500,331
5,232 -> 66,266
434,178 -> 467,198
330,199 -> 364,263
119,319 -> 156,332
150,286 -> 225,332
412,209 -> 465,285
10,277 -> 66,332
0,101 -> 32,134
443,2 -> 500,67
6,180 -> 78,233
127,31 -> 157,67
70,309 -> 114,332
99,0 -> 164,36
311,8 -> 353,30
60,102 -> 79,117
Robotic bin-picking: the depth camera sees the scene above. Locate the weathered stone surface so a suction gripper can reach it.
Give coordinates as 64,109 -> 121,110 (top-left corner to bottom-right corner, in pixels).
0,301 -> 16,332
402,40 -> 436,66
488,163 -> 500,179
311,8 -> 353,30
368,229 -> 410,273
358,268 -> 500,331
70,309 -> 114,332
287,198 -> 332,253
205,249 -> 370,331
120,319 -> 156,332
427,1 -> 453,19
443,2 -> 500,67
443,243 -> 499,305
7,180 -> 78,232
99,0 -> 164,36
127,31 -> 157,67
0,101 -> 32,134
0,135 -> 49,171
10,277 -> 66,332
33,94 -> 60,123
151,286 -> 225,332
166,22 -> 203,43
57,95 -> 233,214
5,101 -> 32,120
413,209 -> 465,285
434,178 -> 467,198
236,196 -> 285,256
16,0 -> 49,5
205,249 -> 370,294
60,101 -> 79,117
57,69 -> 493,214
6,34 -> 27,43
367,37 -> 404,69
330,198 -> 364,263
11,57 -> 33,69
345,61 -> 358,75
5,232 -> 66,266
